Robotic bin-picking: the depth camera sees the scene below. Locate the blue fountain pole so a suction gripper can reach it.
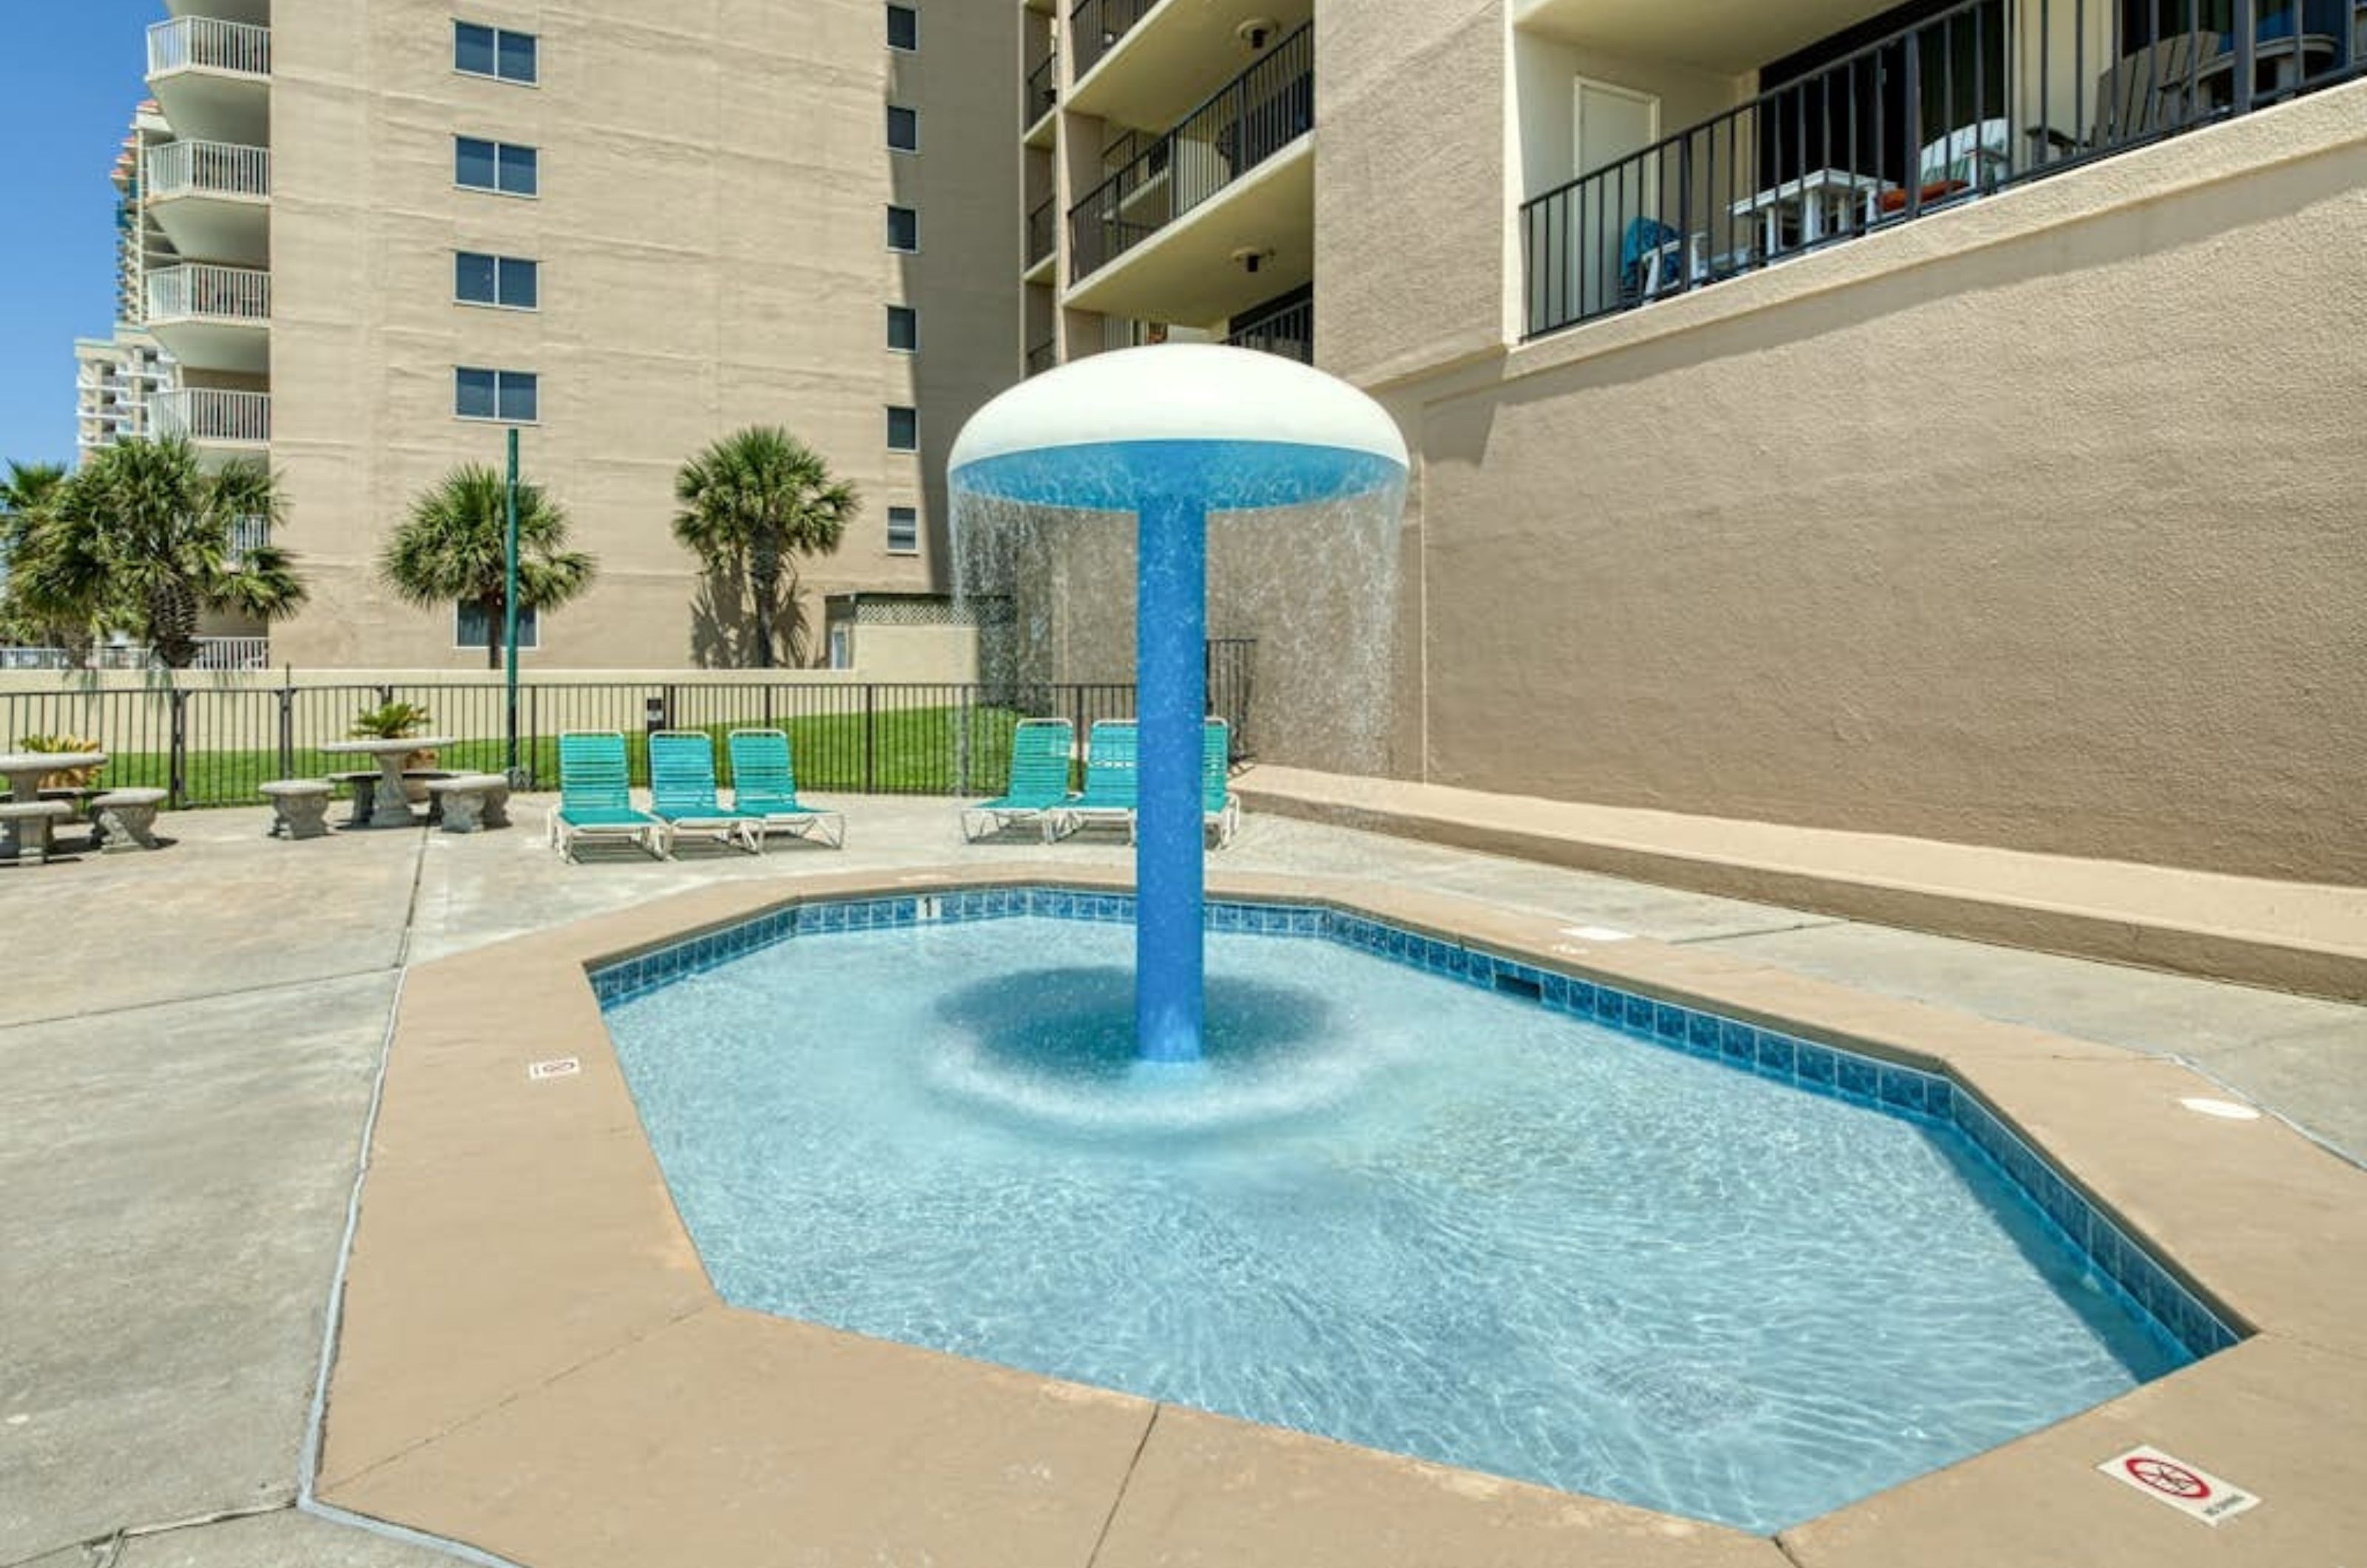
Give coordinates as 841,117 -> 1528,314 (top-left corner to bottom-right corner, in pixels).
1133,489 -> 1207,1063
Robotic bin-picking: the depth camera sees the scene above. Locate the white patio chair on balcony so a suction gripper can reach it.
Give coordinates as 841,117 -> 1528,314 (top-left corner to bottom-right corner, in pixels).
1868,118 -> 2012,220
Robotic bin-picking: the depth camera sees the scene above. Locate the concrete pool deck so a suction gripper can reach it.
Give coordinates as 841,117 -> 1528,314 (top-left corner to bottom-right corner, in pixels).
4,794 -> 2363,1564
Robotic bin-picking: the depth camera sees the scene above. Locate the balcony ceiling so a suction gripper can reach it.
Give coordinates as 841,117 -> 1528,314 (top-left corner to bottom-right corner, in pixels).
148,71 -> 269,146
166,0 -> 271,23
1515,0 -> 1897,76
149,194 -> 269,270
1071,0 -> 1315,131
148,320 -> 269,378
1065,138 -> 1312,328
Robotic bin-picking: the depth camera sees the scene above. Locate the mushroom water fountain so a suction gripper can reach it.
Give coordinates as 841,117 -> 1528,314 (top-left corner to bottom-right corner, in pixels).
949,344 -> 1408,1064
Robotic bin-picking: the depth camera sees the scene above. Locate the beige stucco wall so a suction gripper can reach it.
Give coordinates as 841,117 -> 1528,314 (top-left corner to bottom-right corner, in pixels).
263,0 -> 1017,670
1314,0 -> 1514,380
1317,46 -> 2367,885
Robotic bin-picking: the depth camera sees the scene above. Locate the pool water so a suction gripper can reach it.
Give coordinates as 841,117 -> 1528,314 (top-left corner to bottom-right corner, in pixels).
603,916 -> 2189,1532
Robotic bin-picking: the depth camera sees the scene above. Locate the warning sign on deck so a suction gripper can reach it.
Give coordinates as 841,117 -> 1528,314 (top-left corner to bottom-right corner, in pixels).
2098,1447 -> 2259,1526
527,1057 -> 581,1081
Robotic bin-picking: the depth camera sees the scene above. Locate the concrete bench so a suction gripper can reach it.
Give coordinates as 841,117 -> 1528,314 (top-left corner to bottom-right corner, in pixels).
91,788 -> 169,853
260,780 -> 334,841
426,774 -> 511,834
0,800 -> 75,864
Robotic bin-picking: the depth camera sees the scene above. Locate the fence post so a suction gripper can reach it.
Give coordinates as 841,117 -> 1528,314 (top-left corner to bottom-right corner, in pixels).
957,690 -> 972,796
1903,30 -> 1924,220
862,685 -> 877,794
276,681 -> 294,780
167,689 -> 189,809
2232,0 -> 2256,115
526,684 -> 540,788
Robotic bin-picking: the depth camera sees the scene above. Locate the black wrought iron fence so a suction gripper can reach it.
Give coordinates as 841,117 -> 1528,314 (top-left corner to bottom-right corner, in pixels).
0,664 -> 1257,810
1520,0 -> 2366,338
1025,50 -> 1058,129
1225,296 -> 1314,364
1072,0 -> 1158,78
1027,193 -> 1056,268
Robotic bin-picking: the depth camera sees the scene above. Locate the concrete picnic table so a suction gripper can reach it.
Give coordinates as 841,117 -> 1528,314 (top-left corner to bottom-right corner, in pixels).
0,749 -> 108,861
320,737 -> 456,825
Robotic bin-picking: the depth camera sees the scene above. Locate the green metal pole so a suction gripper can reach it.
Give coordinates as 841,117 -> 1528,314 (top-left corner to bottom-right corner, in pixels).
504,428 -> 521,783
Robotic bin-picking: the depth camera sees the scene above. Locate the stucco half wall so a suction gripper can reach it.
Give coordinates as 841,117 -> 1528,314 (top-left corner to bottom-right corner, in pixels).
1321,51 -> 2367,887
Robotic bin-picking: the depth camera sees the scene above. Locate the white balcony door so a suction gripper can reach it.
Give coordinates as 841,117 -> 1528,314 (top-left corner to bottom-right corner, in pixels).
1573,78 -> 1661,316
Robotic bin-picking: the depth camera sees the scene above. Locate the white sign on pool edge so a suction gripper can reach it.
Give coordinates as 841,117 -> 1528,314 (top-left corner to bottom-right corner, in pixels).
2098,1447 -> 2260,1526
527,1057 -> 581,1081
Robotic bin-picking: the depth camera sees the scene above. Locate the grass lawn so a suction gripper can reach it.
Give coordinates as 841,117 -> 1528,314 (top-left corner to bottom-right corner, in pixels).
34,705 -> 1031,808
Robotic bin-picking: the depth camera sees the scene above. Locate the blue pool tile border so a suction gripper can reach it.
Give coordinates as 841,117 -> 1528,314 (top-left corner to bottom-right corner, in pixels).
586,886 -> 2240,1360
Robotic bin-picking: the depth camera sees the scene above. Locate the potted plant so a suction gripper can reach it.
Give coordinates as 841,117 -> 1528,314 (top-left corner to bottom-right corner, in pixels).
350,701 -> 439,802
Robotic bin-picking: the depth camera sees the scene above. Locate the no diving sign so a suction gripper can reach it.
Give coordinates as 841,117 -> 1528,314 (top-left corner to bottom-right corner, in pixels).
2098,1447 -> 2260,1527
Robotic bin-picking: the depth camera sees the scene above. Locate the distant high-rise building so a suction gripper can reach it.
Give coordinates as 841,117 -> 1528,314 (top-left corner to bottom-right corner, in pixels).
108,1 -> 1019,667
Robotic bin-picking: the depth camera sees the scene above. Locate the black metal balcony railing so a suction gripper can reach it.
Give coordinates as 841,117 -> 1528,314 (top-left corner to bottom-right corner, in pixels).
1069,21 -> 1314,283
1072,0 -> 1160,79
1025,52 -> 1058,129
1027,194 -> 1056,268
1025,338 -> 1058,376
1521,0 -> 2366,339
1225,296 -> 1314,364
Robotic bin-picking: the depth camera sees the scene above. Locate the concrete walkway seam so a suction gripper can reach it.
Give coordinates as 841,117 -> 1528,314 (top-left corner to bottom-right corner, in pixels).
1083,1404 -> 1164,1568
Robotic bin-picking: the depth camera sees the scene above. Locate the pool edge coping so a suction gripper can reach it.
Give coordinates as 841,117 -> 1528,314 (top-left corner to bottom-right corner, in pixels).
315,863 -> 2367,1568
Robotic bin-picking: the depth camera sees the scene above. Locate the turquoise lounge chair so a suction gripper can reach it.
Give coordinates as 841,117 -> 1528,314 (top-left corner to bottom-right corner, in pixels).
1065,720 -> 1138,838
725,729 -> 845,849
1203,717 -> 1240,848
649,731 -> 762,854
548,731 -> 669,861
962,717 -> 1077,843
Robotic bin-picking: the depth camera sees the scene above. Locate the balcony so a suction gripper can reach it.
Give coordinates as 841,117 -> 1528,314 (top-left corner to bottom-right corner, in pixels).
226,516 -> 271,564
1224,293 -> 1313,364
1519,0 -> 2367,339
1066,21 -> 1314,322
1025,194 -> 1056,278
1026,338 -> 1057,376
1071,0 -> 1158,83
146,16 -> 271,145
150,388 -> 271,450
1070,0 -> 1312,126
1024,52 -> 1059,138
145,141 -> 270,268
144,265 -> 270,373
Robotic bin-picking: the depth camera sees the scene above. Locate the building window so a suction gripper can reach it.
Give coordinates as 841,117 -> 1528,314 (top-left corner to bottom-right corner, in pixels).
886,3 -> 918,50
888,104 -> 919,152
455,601 -> 540,649
455,21 -> 538,84
455,251 -> 538,310
456,367 -> 539,423
886,506 -> 919,554
456,136 -> 538,196
887,406 -> 918,451
887,205 -> 918,251
886,305 -> 917,351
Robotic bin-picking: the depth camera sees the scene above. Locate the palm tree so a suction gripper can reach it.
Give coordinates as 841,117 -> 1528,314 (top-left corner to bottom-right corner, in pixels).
381,464 -> 595,668
672,427 -> 858,669
0,462 -> 70,649
11,439 -> 305,667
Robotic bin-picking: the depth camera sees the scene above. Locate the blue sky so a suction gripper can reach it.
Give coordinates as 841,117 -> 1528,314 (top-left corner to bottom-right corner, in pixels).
0,7 -> 153,467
